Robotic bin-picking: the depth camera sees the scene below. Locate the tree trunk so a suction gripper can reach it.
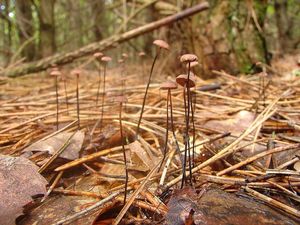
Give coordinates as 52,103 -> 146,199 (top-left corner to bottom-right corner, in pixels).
15,0 -> 35,61
90,0 -> 105,41
39,0 -> 56,58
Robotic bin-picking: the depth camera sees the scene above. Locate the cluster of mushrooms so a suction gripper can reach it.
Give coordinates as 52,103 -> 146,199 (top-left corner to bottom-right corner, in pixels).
49,39 -> 199,203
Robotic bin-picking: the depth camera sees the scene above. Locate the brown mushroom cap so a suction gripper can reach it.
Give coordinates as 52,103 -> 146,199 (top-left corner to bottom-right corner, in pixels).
160,80 -> 178,90
139,52 -> 146,57
176,74 -> 196,87
122,53 -> 128,59
101,56 -> 112,62
71,69 -> 82,76
118,59 -> 124,64
180,54 -> 198,63
93,52 -> 103,58
186,61 -> 199,68
153,39 -> 169,50
114,95 -> 128,103
50,70 -> 61,76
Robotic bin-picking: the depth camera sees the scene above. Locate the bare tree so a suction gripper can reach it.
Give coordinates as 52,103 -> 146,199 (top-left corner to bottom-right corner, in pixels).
15,0 -> 35,61
39,0 -> 56,57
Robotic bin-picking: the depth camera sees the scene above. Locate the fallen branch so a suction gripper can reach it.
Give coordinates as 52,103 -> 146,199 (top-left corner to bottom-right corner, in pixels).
1,2 -> 209,78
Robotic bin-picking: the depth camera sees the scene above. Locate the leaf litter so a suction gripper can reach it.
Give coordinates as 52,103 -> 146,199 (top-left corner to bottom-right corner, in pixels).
0,54 -> 300,224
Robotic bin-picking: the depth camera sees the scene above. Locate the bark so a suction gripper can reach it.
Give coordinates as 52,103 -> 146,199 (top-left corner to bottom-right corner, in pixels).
39,0 -> 56,58
15,0 -> 35,61
89,0 -> 105,41
274,0 -> 291,52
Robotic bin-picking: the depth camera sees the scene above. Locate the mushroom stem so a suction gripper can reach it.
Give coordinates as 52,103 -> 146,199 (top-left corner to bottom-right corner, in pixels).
191,91 -> 196,169
76,74 -> 80,130
136,48 -> 161,138
181,86 -> 187,188
54,75 -> 59,131
169,89 -> 181,160
186,62 -> 193,185
96,66 -> 101,106
63,79 -> 69,114
119,101 -> 128,205
100,64 -> 107,130
158,89 -> 170,171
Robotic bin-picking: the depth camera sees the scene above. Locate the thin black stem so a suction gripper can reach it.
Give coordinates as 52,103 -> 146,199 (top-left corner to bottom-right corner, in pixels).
96,66 -> 101,106
158,89 -> 170,172
181,87 -> 187,188
186,62 -> 193,185
76,74 -> 80,130
191,90 -> 196,169
100,64 -> 106,130
63,79 -> 69,114
119,102 -> 128,205
136,48 -> 160,138
55,76 -> 59,131
169,91 -> 181,160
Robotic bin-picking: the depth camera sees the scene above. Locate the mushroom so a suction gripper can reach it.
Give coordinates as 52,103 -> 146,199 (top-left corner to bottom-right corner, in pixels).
93,52 -> 104,106
60,70 -> 69,114
50,69 -> 62,131
99,56 -> 112,130
178,53 -> 198,187
138,51 -> 146,82
158,80 -> 178,172
114,95 -> 128,205
136,39 -> 169,138
71,69 -> 82,130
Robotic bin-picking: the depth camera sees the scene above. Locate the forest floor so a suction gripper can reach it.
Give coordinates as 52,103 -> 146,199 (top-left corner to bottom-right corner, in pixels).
1,53 -> 300,225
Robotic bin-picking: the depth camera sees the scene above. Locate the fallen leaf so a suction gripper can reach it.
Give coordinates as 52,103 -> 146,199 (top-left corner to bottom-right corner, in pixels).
166,187 -> 299,225
0,155 -> 47,225
23,131 -> 84,160
128,140 -> 156,172
204,110 -> 255,135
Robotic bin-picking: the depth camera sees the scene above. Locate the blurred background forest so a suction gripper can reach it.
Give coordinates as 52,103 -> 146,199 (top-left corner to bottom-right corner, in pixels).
0,0 -> 299,78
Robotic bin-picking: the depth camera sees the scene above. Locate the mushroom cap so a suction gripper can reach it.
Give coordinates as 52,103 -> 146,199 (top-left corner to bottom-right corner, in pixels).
180,54 -> 198,63
71,69 -> 82,76
93,52 -> 103,58
114,95 -> 128,103
50,70 -> 61,76
122,53 -> 129,59
186,61 -> 199,68
176,74 -> 196,87
118,59 -> 124,64
258,71 -> 268,77
153,39 -> 169,50
101,56 -> 112,62
160,80 -> 178,90
139,52 -> 146,57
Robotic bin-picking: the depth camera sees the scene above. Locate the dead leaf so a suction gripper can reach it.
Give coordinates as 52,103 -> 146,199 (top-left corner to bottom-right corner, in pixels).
0,155 -> 47,225
204,110 -> 255,135
166,187 -> 299,225
128,140 -> 156,172
23,131 -> 84,160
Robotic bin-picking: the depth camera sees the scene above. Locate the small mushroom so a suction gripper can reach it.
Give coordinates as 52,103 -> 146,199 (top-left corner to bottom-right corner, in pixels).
71,69 -> 82,130
115,95 -> 129,205
158,80 -> 178,172
98,56 -> 112,130
136,39 -> 169,138
94,52 -> 104,105
50,69 -> 62,131
180,54 -> 198,63
176,74 -> 196,88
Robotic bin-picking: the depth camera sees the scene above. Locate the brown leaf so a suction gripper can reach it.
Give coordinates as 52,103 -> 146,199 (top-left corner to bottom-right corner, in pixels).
23,131 -> 84,160
0,155 -> 47,225
204,110 -> 255,135
166,187 -> 299,225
